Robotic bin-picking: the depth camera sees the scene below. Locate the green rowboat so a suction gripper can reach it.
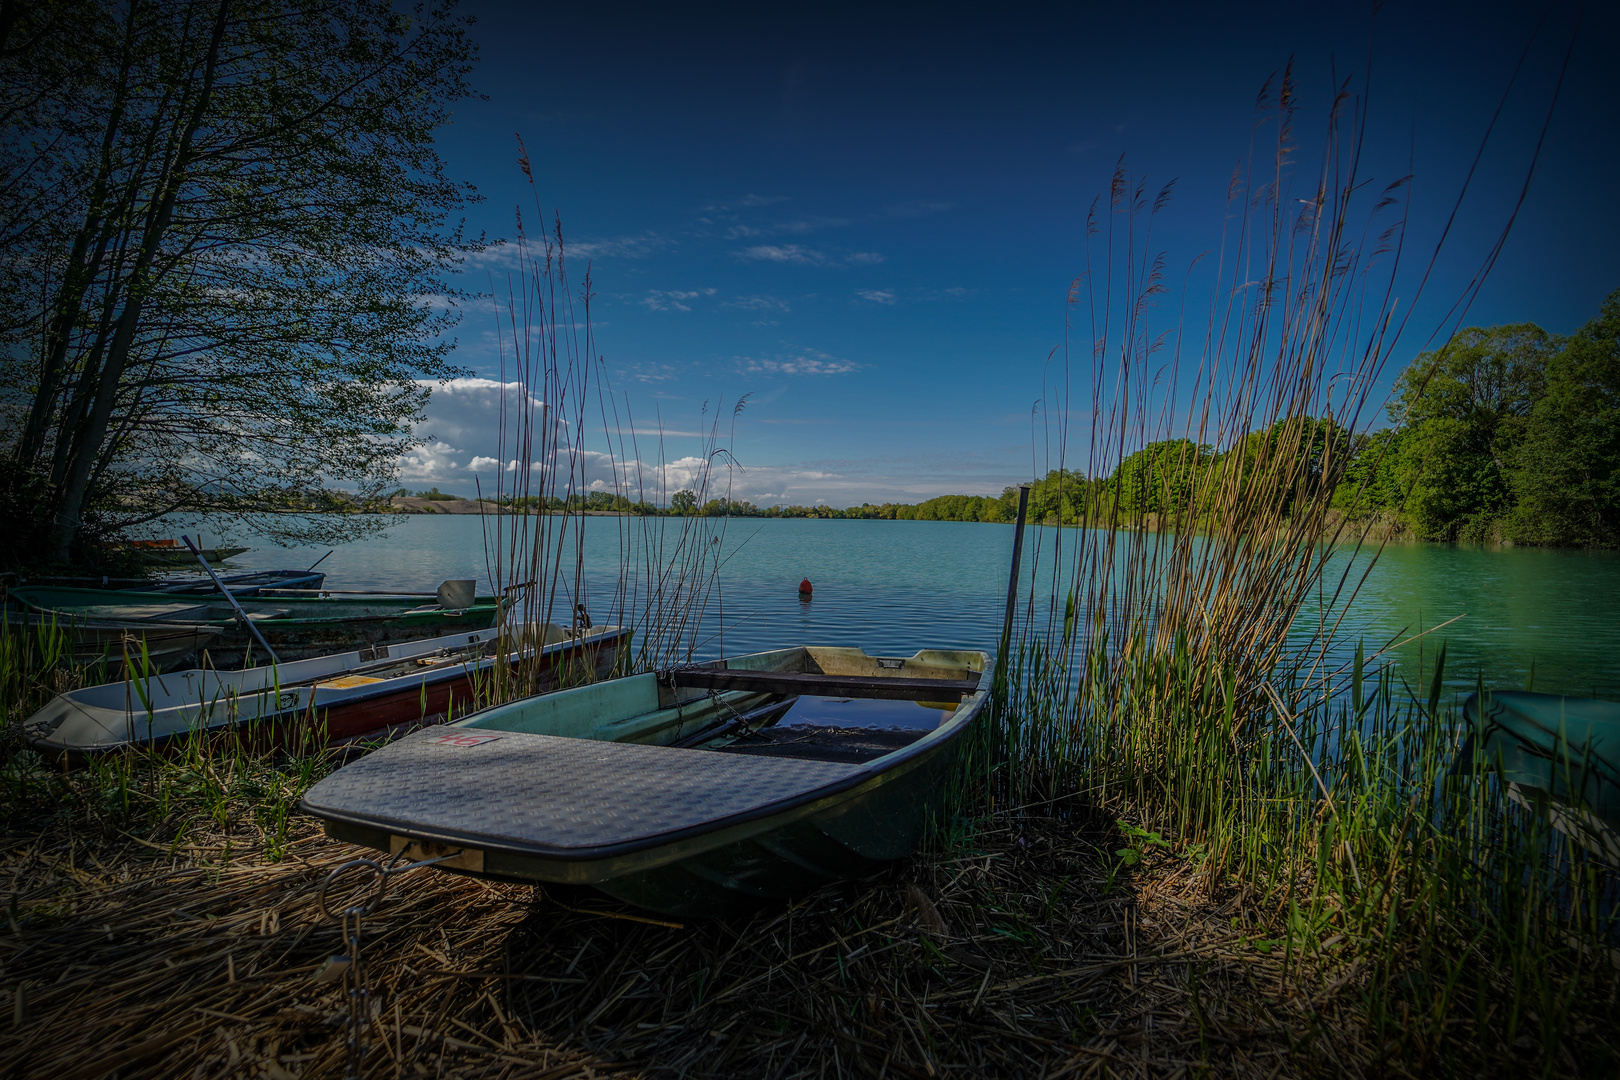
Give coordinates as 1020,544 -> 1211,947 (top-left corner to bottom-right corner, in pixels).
302,646 -> 989,917
2,608 -> 222,672
8,584 -> 499,668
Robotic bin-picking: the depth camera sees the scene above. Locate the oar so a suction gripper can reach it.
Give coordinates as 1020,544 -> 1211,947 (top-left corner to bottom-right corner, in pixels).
670,696 -> 800,749
182,535 -> 280,667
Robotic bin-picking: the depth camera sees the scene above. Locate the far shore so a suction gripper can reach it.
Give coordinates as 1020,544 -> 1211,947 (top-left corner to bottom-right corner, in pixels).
382,498 -> 1421,540
387,497 -> 631,516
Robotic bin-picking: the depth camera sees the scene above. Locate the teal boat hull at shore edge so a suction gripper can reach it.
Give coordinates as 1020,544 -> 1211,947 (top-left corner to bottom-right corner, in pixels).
1456,690 -> 1620,860
302,646 -> 990,917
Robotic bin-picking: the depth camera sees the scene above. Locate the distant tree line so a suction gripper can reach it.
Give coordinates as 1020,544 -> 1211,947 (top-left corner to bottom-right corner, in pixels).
392,293 -> 1617,547
568,424 -> 1343,526
638,289 -> 1618,548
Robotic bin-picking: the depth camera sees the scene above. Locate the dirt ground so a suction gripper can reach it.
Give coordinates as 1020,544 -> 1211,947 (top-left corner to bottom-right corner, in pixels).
1,800 -> 1384,1079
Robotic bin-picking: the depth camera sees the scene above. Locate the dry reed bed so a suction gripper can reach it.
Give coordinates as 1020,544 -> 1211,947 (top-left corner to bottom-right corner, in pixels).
1,795 -> 1383,1079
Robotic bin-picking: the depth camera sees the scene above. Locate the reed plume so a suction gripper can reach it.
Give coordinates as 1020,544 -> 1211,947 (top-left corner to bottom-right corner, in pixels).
474,139 -> 742,699
968,57 -> 1616,1071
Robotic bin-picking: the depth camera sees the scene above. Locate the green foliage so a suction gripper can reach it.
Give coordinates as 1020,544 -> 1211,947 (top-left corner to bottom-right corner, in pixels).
1507,292 -> 1620,546
972,626 -> 1620,1074
1113,821 -> 1168,866
1390,323 -> 1554,541
1111,439 -> 1213,516
904,493 -> 1005,522
1235,419 -> 1353,515
0,623 -> 327,860
1332,292 -> 1620,547
1,0 -> 483,564
412,487 -> 464,502
655,492 -> 1005,521
1331,429 -> 1406,517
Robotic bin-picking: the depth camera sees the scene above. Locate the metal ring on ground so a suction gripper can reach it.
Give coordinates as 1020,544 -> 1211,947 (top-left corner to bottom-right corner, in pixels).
317,858 -> 388,923
316,850 -> 472,923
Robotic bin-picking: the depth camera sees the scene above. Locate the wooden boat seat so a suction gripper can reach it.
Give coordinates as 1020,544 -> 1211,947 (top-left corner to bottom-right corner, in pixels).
666,667 -> 980,701
303,726 -> 862,855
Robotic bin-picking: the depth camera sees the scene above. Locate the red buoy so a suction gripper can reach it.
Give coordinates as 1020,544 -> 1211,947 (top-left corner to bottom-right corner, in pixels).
798,577 -> 813,599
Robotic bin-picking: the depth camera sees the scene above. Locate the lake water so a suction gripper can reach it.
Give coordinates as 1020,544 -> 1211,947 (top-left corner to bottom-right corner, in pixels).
208,516 -> 1620,700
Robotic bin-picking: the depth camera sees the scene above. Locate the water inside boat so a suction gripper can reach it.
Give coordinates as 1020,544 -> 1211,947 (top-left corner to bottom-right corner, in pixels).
697,694 -> 956,765
773,695 -> 958,730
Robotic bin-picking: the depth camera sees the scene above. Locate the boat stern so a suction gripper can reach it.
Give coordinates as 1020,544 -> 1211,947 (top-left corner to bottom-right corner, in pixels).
22,692 -> 137,754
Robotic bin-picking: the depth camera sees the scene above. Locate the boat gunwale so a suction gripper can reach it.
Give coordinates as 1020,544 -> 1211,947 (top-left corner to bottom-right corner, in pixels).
23,623 -> 633,753
8,585 -> 500,627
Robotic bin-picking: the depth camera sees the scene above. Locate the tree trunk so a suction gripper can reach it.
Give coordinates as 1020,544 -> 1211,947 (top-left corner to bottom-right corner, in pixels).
47,0 -> 229,561
17,1 -> 138,468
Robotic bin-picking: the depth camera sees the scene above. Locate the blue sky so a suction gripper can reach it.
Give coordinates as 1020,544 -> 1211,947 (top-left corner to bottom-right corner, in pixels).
404,0 -> 1617,507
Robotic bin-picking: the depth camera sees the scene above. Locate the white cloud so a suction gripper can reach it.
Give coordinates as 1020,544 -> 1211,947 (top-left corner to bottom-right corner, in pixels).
641,288 -> 717,312
856,289 -> 896,304
736,245 -> 884,267
723,295 -> 791,312
689,450 -> 1032,508
621,361 -> 681,383
397,441 -> 464,482
399,378 -> 550,484
738,244 -> 827,266
700,194 -> 790,214
463,234 -> 672,266
397,377 -> 1034,507
399,382 -> 757,503
737,349 -> 860,377
774,217 -> 850,234
568,233 -> 672,259
455,244 -> 522,272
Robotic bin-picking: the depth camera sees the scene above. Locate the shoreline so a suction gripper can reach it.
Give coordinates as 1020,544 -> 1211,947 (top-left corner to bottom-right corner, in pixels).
387,497 -> 632,516
377,501 -> 1620,552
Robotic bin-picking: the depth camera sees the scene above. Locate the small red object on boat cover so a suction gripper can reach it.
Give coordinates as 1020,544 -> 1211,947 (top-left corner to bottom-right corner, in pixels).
798,578 -> 813,596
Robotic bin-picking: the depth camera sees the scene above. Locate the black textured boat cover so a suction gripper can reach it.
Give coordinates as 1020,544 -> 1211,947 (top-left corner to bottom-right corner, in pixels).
302,726 -> 862,855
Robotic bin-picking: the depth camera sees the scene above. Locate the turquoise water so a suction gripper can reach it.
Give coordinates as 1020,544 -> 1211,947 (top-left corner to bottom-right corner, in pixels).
1305,542 -> 1620,699
210,516 -> 1620,699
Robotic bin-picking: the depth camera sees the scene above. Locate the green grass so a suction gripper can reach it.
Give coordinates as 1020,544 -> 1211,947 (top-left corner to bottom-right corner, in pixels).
1,620 -> 336,862
957,627 -> 1619,1073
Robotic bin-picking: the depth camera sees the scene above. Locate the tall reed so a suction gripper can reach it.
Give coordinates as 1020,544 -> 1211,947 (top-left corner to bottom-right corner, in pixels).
473,142 -> 741,702
0,616 -> 81,727
970,62 -> 1616,1071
